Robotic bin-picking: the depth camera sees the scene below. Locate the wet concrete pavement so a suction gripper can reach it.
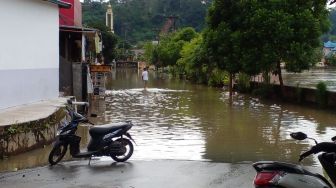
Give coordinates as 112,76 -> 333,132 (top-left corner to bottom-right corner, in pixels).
0,159 -> 255,188
0,98 -> 66,126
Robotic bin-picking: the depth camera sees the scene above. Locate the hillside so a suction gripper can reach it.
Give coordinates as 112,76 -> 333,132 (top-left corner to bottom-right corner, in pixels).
320,8 -> 336,41
82,0 -> 211,44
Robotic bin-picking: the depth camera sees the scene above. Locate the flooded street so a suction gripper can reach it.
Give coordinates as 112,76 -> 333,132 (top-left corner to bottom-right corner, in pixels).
282,68 -> 336,91
93,69 -> 336,164
1,68 -> 336,172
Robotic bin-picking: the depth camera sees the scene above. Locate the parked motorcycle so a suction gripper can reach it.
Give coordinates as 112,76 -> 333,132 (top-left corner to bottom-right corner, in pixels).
48,99 -> 135,165
253,132 -> 336,188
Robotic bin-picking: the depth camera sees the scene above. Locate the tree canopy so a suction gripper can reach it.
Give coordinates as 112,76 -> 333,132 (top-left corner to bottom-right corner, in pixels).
156,27 -> 198,67
204,0 -> 331,89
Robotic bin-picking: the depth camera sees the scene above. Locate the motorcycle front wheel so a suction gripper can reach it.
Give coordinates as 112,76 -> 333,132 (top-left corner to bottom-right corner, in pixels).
110,138 -> 134,162
48,143 -> 67,165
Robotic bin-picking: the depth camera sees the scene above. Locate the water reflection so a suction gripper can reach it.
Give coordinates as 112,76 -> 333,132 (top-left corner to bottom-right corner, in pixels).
102,69 -> 336,166
97,88 -> 206,161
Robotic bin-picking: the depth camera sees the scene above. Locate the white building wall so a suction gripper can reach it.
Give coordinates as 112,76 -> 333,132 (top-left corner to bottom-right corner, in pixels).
0,0 -> 59,109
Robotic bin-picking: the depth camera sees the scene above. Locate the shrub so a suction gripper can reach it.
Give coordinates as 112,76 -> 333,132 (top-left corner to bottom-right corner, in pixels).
316,81 -> 328,108
208,69 -> 229,87
168,65 -> 182,78
252,84 -> 273,99
295,83 -> 303,103
236,73 -> 251,93
326,53 -> 336,66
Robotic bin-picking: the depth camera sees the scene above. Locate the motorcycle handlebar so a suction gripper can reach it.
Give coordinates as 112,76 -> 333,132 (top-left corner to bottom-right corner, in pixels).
299,149 -> 313,162
299,142 -> 336,162
67,99 -> 89,106
72,101 -> 89,106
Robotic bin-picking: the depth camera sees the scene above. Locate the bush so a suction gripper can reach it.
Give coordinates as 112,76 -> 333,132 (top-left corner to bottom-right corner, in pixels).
316,81 -> 328,108
295,83 -> 303,103
326,53 -> 336,66
252,84 -> 273,98
208,69 -> 229,87
236,73 -> 251,93
168,65 -> 182,78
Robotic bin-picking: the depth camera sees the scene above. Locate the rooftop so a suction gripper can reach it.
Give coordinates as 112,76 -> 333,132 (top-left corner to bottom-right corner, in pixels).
45,0 -> 71,9
324,41 -> 336,48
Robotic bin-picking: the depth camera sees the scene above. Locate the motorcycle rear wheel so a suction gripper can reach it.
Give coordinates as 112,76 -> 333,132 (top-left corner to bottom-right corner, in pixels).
110,138 -> 134,162
48,143 -> 67,165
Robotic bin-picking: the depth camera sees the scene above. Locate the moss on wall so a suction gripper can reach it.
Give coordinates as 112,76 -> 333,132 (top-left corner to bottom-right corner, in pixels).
0,108 -> 66,159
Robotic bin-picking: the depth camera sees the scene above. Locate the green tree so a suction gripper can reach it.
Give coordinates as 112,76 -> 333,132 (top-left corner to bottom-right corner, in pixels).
203,1 -> 245,95
143,42 -> 155,64
204,0 -> 331,96
316,81 -> 328,108
249,1 -> 329,95
157,35 -> 183,67
326,52 -> 336,65
326,8 -> 336,39
86,22 -> 118,64
156,27 -> 198,67
177,35 -> 206,82
176,32 -> 229,86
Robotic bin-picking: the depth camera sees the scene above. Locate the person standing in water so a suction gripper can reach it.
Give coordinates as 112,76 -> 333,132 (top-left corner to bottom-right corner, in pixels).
142,67 -> 149,90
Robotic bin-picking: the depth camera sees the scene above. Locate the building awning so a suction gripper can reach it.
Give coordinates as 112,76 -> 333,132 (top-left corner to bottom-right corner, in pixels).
60,25 -> 99,34
44,0 -> 72,9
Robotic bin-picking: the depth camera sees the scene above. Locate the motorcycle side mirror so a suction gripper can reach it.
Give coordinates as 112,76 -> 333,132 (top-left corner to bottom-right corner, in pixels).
332,136 -> 336,142
290,132 -> 307,140
67,99 -> 73,105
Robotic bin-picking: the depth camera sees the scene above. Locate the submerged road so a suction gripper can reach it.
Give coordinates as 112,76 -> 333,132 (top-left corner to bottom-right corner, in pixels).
0,160 -> 255,188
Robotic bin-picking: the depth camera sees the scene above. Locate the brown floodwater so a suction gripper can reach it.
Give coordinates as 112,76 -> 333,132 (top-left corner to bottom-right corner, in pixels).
282,68 -> 336,91
1,68 -> 336,172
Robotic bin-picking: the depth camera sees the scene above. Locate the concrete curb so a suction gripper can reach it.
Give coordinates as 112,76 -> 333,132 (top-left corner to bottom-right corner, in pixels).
0,98 -> 68,158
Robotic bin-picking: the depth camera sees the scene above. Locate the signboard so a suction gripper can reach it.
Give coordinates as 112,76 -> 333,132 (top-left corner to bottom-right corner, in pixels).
90,65 -> 112,73
93,86 -> 105,96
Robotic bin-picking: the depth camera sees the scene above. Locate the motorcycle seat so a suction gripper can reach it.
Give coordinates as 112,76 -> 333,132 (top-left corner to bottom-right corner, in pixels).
89,122 -> 130,137
253,161 -> 307,174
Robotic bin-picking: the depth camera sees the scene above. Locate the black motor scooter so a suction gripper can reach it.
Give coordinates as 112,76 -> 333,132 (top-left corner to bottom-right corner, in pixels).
48,100 -> 135,165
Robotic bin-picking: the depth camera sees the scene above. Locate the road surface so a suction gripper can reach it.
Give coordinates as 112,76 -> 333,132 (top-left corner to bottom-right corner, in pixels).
0,159 -> 255,188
